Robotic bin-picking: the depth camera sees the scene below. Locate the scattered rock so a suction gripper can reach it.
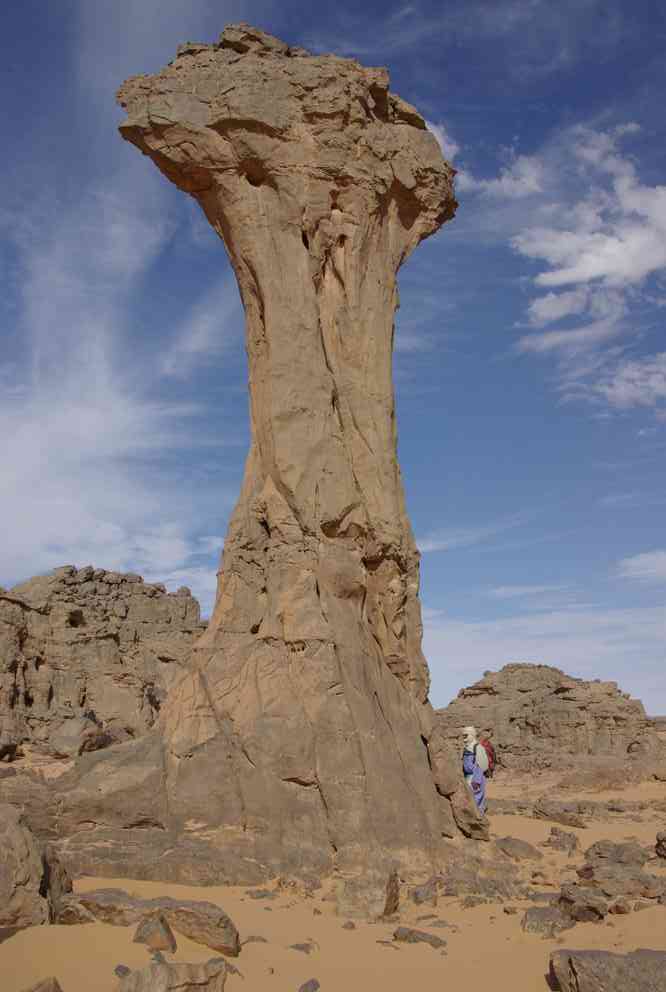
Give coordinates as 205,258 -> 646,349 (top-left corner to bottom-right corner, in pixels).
342,921 -> 356,930
392,927 -> 446,949
409,877 -> 438,906
584,840 -> 649,868
494,836 -> 543,862
133,912 -> 177,953
289,942 -> 317,955
115,966 -> 131,978
549,948 -> 666,991
534,800 -> 587,830
298,982 -> 320,992
559,884 -> 608,922
542,827 -> 580,857
656,832 -> 666,859
247,889 -> 277,900
118,958 -> 228,991
608,897 -> 632,915
241,935 -> 268,946
503,906 -> 518,915
520,906 -> 574,938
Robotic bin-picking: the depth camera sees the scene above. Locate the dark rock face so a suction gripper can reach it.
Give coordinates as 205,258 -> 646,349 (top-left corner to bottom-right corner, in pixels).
656,832 -> 666,859
520,906 -> 573,938
0,566 -> 203,759
435,663 -> 661,771
0,803 -> 71,930
549,949 -> 666,992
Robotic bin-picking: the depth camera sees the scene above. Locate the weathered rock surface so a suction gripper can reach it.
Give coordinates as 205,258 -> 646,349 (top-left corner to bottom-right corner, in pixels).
549,948 -> 666,992
59,889 -> 239,955
134,912 -> 178,953
0,803 -> 71,930
656,832 -> 666,859
392,926 -> 446,949
435,663 -> 661,771
118,958 -> 228,992
0,566 -> 202,759
107,21 -> 458,886
520,906 -> 573,938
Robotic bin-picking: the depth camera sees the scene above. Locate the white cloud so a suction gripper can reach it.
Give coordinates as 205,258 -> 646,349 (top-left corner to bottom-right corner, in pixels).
161,276 -> 242,378
617,550 -> 666,583
593,352 -> 666,409
527,288 -> 589,327
488,584 -> 567,599
418,513 -> 527,553
458,154 -> 545,200
516,316 -> 622,354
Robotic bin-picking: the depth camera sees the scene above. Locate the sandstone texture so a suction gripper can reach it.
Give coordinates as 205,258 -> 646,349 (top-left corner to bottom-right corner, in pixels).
103,21 -> 462,886
0,804 -> 71,931
435,663 -> 661,771
0,566 -> 203,760
549,948 -> 666,992
118,959 -> 228,992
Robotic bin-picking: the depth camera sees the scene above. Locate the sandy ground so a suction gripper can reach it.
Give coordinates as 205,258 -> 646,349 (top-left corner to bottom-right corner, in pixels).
2,779 -> 665,992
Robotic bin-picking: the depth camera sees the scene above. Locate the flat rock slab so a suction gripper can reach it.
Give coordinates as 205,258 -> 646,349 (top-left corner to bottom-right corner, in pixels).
520,906 -> 574,938
70,889 -> 239,955
118,958 -> 227,992
393,927 -> 446,949
549,949 -> 666,991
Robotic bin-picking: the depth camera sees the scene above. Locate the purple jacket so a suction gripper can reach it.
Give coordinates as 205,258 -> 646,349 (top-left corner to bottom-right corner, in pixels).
463,747 -> 487,814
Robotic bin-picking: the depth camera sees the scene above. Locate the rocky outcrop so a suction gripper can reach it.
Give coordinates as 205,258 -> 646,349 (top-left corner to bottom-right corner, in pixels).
0,566 -> 203,760
0,803 -> 71,932
435,663 -> 660,771
86,21 -> 462,887
118,959 -> 228,992
549,949 -> 666,992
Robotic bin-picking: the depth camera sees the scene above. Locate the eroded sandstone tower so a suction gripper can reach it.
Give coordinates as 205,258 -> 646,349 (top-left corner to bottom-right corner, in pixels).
109,23 -> 459,884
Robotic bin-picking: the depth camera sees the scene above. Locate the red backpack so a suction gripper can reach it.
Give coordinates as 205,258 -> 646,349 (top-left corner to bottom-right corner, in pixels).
479,738 -> 496,777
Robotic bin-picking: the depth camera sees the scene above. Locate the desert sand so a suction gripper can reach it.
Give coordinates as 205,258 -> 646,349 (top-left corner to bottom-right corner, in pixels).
2,776 -> 664,992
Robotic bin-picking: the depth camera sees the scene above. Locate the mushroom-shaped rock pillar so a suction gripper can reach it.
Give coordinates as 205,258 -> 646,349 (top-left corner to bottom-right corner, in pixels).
118,23 -> 458,882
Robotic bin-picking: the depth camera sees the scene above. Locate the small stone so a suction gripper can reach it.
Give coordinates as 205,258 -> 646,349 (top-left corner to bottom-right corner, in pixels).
242,935 -> 269,946
289,942 -> 316,954
298,981 -> 320,992
503,906 -> 518,915
114,965 -> 131,978
342,920 -> 356,930
392,927 -> 446,950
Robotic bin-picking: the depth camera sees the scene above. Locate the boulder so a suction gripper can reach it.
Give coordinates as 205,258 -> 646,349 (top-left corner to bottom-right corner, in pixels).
558,883 -> 608,922
118,958 -> 227,992
520,906 -> 574,938
434,663 -> 661,771
494,836 -> 543,862
0,803 -> 71,930
583,840 -> 649,868
549,949 -> 666,991
64,889 -> 239,955
450,784 -> 490,841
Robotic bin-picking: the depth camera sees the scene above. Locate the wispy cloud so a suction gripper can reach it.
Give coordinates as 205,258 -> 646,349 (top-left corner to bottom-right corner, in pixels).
617,549 -> 666,583
488,584 -> 567,600
417,513 -> 527,553
160,276 -> 243,378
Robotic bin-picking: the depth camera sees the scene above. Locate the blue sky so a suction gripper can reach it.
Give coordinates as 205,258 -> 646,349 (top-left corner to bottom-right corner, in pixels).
1,0 -> 665,711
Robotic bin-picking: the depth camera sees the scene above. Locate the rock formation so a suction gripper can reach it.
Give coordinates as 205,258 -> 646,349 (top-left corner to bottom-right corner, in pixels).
68,22 -> 462,886
0,804 -> 71,933
0,566 -> 203,760
434,663 -> 661,771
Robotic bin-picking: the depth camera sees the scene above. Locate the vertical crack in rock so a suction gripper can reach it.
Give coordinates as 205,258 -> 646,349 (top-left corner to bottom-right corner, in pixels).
115,23 -> 459,883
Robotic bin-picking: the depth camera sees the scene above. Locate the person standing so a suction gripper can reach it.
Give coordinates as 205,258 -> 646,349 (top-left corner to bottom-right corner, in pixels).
462,725 -> 487,814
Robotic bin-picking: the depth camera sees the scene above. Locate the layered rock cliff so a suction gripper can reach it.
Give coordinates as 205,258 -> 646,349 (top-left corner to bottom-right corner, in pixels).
77,23 -> 465,884
435,663 -> 661,771
0,567 -> 203,761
